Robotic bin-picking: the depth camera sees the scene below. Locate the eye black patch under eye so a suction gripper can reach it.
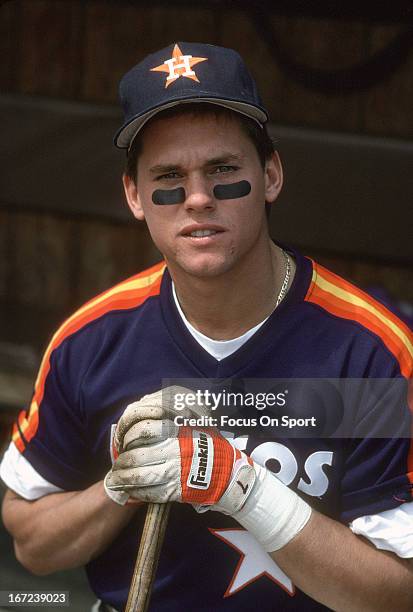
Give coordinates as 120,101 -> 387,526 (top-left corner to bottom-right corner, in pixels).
152,187 -> 186,205
213,180 -> 251,200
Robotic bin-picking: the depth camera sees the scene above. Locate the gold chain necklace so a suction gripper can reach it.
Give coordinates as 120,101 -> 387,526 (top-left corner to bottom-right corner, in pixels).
275,250 -> 291,308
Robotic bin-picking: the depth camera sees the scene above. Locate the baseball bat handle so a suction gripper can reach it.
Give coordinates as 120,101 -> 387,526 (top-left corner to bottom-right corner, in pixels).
125,502 -> 171,612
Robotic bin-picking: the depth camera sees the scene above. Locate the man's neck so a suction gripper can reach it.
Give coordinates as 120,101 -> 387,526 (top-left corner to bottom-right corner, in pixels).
168,241 -> 295,341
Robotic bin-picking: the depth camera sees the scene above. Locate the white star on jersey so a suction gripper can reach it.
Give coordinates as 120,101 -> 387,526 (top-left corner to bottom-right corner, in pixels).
210,528 -> 294,597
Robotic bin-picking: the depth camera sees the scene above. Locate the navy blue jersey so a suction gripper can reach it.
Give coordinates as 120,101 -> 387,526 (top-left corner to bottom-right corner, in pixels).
10,247 -> 413,611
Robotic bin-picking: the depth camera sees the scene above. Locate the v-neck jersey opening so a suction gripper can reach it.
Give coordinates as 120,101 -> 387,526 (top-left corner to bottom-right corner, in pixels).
159,243 -> 313,377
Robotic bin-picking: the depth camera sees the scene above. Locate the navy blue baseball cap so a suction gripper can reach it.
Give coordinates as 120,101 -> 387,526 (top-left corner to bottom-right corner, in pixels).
114,42 -> 268,149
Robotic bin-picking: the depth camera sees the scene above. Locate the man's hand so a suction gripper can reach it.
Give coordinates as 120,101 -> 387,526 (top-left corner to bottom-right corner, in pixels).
105,386 -> 256,511
104,387 -> 312,552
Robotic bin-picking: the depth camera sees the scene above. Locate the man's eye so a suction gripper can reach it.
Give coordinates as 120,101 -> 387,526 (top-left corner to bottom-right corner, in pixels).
157,172 -> 180,180
214,165 -> 237,174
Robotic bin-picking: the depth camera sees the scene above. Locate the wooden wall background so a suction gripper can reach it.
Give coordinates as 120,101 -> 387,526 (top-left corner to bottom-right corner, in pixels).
0,0 -> 412,357
2,2 -> 413,136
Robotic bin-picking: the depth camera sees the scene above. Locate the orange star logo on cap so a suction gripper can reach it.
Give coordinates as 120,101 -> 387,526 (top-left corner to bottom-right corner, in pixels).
151,44 -> 207,88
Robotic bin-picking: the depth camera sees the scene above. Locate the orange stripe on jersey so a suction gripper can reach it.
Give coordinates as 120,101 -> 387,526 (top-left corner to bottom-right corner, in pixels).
12,423 -> 25,452
52,289 -> 159,343
15,262 -> 166,448
306,261 -> 413,379
311,288 -> 411,376
318,265 -> 412,345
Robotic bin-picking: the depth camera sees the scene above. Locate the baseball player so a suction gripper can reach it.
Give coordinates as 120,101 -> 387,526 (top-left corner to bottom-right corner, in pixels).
1,42 -> 412,612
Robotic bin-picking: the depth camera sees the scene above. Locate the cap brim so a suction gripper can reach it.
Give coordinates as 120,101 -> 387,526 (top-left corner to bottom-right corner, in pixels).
114,98 -> 268,149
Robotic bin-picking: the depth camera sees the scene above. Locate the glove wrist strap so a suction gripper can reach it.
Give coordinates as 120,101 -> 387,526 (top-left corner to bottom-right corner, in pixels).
234,463 -> 312,552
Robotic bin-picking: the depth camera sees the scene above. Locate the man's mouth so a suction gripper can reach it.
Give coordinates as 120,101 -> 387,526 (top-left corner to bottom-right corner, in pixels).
189,229 -> 218,237
181,224 -> 226,238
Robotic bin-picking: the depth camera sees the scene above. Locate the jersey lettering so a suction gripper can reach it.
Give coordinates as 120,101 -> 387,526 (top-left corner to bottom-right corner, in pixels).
298,451 -> 334,497
232,436 -> 334,498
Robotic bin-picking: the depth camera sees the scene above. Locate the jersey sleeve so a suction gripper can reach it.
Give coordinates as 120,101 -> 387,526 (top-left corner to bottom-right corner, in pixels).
6,331 -> 93,492
339,351 -> 413,523
0,442 -> 64,499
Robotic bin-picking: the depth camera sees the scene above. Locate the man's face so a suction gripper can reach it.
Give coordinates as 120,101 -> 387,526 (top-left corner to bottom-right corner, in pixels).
123,111 -> 282,279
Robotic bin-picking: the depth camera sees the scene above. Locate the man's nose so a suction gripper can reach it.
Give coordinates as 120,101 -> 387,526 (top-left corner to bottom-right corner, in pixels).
183,175 -> 215,212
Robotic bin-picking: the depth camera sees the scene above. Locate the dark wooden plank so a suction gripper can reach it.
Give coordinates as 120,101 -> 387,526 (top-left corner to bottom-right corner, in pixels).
18,0 -> 83,97
13,212 -> 40,306
144,6 -> 219,53
36,214 -> 75,310
81,4 -> 146,102
0,0 -> 19,91
218,9 -> 284,121
0,209 -> 8,301
351,261 -> 413,304
111,222 -> 160,280
75,219 -> 159,304
362,24 -> 413,138
11,212 -> 73,311
0,208 -> 12,301
1,209 -> 17,307
76,220 -> 117,302
5,207 -> 160,320
273,16 -> 365,131
217,12 -> 366,130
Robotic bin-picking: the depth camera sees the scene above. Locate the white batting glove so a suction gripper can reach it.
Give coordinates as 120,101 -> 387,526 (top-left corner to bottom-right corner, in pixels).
104,387 -> 312,552
104,386 -> 209,505
105,385 -> 254,510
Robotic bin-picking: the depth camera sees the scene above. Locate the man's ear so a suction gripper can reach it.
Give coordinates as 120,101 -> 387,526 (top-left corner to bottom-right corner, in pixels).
122,173 -> 145,221
264,151 -> 283,204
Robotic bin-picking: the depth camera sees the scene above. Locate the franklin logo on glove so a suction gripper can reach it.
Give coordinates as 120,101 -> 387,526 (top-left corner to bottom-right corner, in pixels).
187,430 -> 213,489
